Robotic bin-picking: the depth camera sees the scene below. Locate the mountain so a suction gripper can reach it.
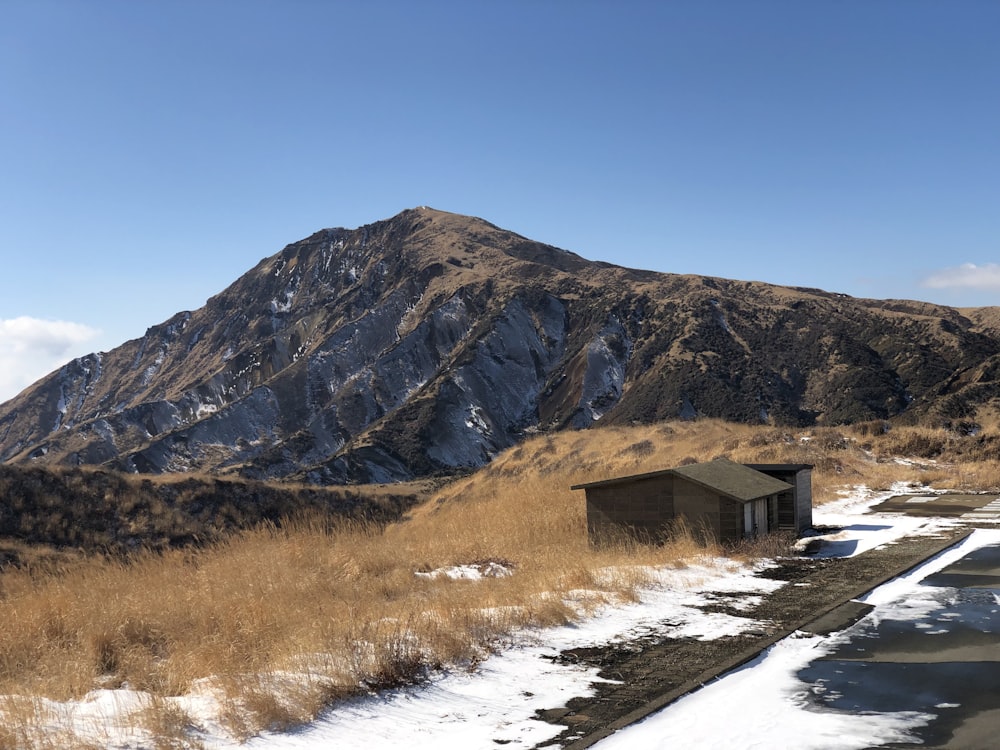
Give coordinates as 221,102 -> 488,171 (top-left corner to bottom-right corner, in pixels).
3,207 -> 1000,484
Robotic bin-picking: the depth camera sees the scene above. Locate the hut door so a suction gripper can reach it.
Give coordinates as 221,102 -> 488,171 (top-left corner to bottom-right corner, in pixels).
744,499 -> 768,538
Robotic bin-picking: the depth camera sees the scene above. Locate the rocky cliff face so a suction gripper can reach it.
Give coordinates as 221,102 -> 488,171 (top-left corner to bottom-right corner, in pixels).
3,207 -> 1000,483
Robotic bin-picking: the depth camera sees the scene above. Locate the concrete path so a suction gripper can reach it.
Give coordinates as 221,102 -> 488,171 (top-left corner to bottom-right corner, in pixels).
534,526 -> 973,749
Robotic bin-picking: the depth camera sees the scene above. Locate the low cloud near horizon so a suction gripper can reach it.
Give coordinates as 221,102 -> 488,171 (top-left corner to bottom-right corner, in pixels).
922,263 -> 1000,290
0,317 -> 100,404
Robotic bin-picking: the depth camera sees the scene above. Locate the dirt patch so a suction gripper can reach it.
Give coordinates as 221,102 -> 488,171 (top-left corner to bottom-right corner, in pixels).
531,526 -> 973,749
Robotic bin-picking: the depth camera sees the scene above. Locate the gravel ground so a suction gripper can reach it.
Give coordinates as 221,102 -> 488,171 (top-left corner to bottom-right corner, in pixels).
531,526 -> 974,749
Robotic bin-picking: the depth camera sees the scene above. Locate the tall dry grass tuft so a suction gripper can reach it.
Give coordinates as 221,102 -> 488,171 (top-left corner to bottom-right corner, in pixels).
725,530 -> 799,564
138,696 -> 204,750
4,416 -> 1000,746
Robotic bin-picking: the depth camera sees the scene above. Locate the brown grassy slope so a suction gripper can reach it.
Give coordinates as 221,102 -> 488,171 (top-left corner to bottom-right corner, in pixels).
1,419 -> 999,744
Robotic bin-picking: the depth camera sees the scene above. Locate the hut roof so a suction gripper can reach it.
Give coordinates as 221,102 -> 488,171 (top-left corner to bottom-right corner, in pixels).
671,459 -> 792,502
571,458 -> 792,502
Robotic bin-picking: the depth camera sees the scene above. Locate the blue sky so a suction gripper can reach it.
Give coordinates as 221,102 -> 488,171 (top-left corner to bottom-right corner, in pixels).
2,1 -> 999,402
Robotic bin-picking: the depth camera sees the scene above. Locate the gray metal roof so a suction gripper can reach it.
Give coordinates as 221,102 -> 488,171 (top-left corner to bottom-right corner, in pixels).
571,458 -> 792,502
570,468 -> 676,491
671,459 -> 793,502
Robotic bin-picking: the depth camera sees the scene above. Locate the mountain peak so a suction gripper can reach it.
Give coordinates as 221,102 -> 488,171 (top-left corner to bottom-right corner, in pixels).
3,210 -> 1000,484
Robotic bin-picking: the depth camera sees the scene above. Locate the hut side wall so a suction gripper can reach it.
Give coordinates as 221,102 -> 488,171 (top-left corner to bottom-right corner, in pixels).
794,468 -> 813,533
585,475 -> 675,544
719,496 -> 745,542
672,477 -> 721,541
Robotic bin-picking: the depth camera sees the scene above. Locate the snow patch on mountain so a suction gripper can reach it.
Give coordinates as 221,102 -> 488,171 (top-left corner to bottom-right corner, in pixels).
140,347 -> 167,386
426,295 -> 567,470
575,317 -> 632,425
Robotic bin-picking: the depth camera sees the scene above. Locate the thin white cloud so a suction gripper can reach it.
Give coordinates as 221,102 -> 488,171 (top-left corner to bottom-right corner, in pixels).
0,317 -> 100,404
921,263 -> 1000,290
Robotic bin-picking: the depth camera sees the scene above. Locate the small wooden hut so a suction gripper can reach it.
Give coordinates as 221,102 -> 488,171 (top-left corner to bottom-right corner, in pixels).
572,458 -> 812,545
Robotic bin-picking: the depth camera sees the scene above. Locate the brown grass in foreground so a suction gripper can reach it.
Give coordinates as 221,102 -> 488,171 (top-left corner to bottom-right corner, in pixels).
1,419 -> 998,746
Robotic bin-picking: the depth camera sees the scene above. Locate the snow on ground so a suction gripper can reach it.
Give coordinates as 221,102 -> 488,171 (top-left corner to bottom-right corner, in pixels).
3,483 -> 982,749
795,482 -> 958,559
595,633 -> 934,750
598,522 -> 1000,750
413,560 -> 514,580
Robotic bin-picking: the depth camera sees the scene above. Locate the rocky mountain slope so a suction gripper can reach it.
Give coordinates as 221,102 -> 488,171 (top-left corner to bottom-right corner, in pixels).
3,207 -> 1000,483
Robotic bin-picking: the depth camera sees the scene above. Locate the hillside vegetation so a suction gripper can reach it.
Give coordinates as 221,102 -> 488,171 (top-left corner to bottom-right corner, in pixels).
2,419 -> 1000,747
0,466 -> 426,567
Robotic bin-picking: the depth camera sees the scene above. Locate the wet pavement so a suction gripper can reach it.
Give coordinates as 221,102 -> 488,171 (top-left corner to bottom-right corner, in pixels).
873,493 -> 1000,522
549,528 -> 972,749
797,543 -> 1000,749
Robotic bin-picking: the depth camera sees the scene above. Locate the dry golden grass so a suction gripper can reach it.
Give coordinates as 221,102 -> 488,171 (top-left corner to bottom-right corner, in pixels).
0,695 -> 105,750
1,417 -> 998,746
139,697 -> 204,750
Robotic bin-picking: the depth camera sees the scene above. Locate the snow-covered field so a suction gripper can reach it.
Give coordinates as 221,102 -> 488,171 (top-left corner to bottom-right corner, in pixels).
8,484 -> 996,749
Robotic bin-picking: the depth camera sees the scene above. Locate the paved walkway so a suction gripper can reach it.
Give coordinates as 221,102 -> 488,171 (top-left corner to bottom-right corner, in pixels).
533,526 -> 973,749
961,496 -> 1000,521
